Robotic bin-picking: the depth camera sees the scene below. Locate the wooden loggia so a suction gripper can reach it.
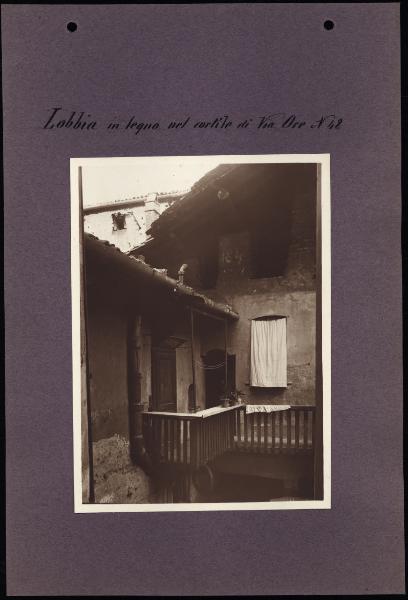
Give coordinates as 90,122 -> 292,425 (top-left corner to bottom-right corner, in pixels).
142,405 -> 315,471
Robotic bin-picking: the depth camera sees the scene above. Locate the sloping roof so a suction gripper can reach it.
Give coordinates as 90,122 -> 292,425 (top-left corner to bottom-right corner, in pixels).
190,164 -> 237,191
83,190 -> 187,216
84,233 -> 238,320
146,164 -> 240,237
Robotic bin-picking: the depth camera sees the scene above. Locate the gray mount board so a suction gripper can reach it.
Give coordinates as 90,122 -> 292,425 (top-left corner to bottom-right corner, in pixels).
3,4 -> 404,596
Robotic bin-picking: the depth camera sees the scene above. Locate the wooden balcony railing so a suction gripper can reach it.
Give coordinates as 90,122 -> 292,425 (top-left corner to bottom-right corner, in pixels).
142,405 -> 239,470
234,406 -> 315,454
142,405 -> 315,470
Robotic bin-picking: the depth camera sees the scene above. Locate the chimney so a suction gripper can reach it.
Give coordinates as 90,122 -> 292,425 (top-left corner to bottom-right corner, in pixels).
178,264 -> 188,284
178,259 -> 201,288
144,193 -> 160,229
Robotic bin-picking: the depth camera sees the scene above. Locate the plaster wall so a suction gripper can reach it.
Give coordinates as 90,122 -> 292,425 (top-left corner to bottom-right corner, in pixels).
175,335 -> 205,412
200,184 -> 317,406
228,291 -> 316,405
84,207 -> 148,252
84,200 -> 171,252
93,435 -> 157,504
141,324 -> 152,410
87,302 -> 129,441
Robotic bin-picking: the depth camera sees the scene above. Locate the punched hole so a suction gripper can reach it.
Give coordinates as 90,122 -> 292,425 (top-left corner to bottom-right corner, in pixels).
324,20 -> 334,31
67,22 -> 77,32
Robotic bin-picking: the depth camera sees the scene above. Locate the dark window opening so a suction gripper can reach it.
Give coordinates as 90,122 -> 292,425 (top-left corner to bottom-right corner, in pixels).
188,384 -> 195,412
151,344 -> 177,412
250,201 -> 291,278
112,212 -> 127,231
198,243 -> 219,289
203,349 -> 236,408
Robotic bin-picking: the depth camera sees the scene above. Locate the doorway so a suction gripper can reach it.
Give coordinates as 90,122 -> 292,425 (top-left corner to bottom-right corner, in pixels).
151,344 -> 177,412
203,349 -> 236,409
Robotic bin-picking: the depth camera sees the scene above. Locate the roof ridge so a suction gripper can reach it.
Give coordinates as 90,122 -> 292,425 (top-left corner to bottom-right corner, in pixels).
84,188 -> 189,212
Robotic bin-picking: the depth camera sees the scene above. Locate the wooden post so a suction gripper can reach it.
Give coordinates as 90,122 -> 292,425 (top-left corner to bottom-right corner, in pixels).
190,308 -> 197,411
79,166 -> 95,503
128,314 -> 143,463
224,319 -> 228,394
127,315 -> 153,475
314,163 -> 324,499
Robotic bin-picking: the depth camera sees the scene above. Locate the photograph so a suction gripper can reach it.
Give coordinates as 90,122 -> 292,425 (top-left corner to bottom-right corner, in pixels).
5,3 -> 403,595
71,154 -> 330,511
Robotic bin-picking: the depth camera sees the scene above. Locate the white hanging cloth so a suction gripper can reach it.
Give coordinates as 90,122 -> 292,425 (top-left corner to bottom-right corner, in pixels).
250,318 -> 287,387
245,404 -> 291,414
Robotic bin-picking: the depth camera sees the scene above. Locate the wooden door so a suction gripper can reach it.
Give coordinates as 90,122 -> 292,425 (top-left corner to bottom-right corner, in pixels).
151,346 -> 177,412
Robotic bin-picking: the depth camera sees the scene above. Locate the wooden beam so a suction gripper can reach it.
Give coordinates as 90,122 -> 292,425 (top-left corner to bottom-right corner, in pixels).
314,163 -> 324,500
191,306 -> 228,322
224,319 -> 228,394
190,307 -> 197,412
79,166 -> 95,503
128,315 -> 143,463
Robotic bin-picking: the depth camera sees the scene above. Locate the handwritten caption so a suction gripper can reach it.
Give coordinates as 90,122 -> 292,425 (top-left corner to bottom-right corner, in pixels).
42,107 -> 343,135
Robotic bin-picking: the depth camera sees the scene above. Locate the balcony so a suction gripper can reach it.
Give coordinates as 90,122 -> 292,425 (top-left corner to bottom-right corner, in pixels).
142,405 -> 315,471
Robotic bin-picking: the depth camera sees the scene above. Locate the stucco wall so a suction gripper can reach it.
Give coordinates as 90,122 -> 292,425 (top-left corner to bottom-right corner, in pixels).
198,290 -> 316,406
139,314 -> 206,413
93,434 -> 157,504
176,344 -> 192,412
199,182 -> 317,406
141,324 -> 152,410
84,201 -> 171,252
85,301 -> 157,503
84,207 -> 148,252
194,334 -> 206,409
228,291 -> 316,405
176,338 -> 205,412
87,302 -> 129,441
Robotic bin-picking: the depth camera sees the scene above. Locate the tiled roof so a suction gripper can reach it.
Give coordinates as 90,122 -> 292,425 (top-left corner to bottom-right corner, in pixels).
147,164 -> 239,236
83,190 -> 187,215
84,233 -> 238,320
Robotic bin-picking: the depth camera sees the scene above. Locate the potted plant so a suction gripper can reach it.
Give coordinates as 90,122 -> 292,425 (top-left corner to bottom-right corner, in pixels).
221,395 -> 230,408
229,389 -> 245,406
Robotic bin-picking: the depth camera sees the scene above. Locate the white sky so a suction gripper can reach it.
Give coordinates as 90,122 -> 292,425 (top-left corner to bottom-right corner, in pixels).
82,157 -> 222,207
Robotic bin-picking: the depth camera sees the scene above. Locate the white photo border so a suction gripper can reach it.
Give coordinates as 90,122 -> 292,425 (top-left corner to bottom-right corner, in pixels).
71,153 -> 331,513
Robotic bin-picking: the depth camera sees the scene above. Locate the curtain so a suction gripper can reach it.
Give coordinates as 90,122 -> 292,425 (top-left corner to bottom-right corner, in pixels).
250,318 -> 287,387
